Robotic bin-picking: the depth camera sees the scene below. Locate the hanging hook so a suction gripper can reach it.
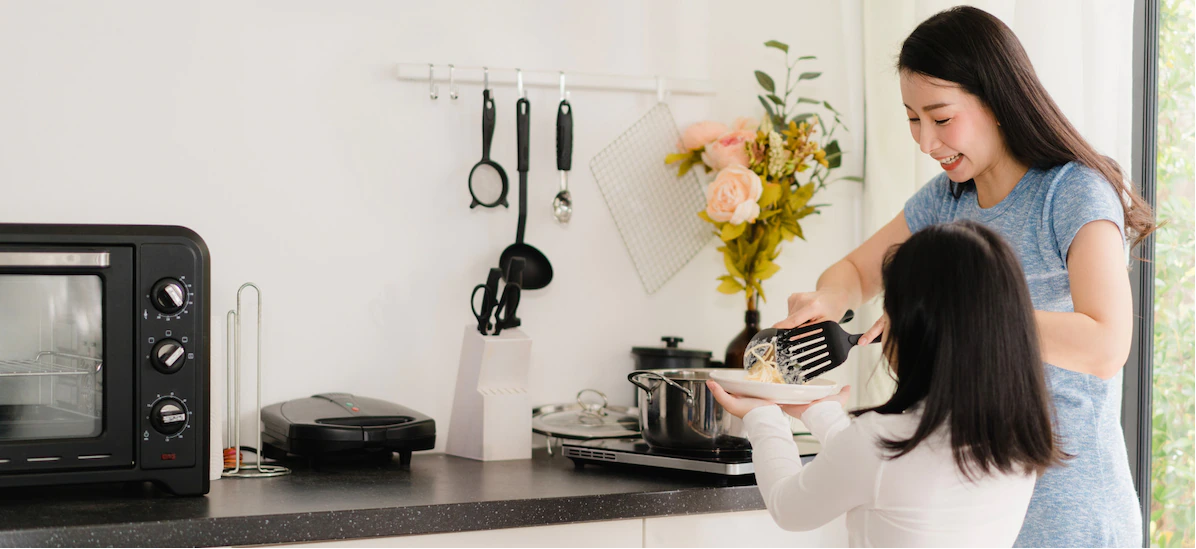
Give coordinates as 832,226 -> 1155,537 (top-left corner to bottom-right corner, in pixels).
516,69 -> 525,99
559,72 -> 566,102
656,76 -> 667,104
448,64 -> 458,100
428,64 -> 438,100
483,67 -> 489,91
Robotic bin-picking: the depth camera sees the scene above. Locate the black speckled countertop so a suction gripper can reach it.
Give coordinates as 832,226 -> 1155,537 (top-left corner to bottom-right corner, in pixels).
0,447 -> 814,547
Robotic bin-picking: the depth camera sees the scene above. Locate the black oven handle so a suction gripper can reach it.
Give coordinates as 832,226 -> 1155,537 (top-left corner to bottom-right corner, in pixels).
0,252 -> 110,267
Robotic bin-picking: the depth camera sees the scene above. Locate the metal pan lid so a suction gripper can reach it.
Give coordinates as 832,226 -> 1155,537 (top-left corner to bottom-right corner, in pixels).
532,389 -> 640,440
631,336 -> 712,359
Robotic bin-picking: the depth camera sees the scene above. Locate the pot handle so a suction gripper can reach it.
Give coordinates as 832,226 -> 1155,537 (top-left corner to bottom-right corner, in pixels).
627,371 -> 694,406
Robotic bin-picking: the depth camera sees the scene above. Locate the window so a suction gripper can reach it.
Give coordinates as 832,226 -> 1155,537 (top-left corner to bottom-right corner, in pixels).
1148,0 -> 1194,546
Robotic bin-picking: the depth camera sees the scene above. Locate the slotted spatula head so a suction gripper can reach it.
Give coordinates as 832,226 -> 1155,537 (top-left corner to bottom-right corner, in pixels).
777,321 -> 872,382
744,320 -> 876,384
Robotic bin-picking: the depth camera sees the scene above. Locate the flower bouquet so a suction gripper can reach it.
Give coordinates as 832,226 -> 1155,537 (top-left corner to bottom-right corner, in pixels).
666,40 -> 860,312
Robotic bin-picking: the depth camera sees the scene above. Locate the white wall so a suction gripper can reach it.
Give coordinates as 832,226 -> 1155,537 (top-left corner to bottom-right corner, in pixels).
0,1 -> 864,450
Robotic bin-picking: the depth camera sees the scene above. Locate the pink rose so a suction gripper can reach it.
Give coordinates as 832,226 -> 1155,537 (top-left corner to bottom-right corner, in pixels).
731,117 -> 759,131
701,129 -> 755,171
679,121 -> 728,151
706,165 -> 763,225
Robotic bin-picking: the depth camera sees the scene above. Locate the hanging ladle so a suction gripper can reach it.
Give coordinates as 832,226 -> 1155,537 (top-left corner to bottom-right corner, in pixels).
499,74 -> 554,290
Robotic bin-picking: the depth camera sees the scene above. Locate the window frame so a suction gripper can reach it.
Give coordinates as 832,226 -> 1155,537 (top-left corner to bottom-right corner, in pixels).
1122,0 -> 1159,545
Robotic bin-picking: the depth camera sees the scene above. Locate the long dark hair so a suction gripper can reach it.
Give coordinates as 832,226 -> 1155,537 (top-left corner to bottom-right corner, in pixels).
857,220 -> 1064,479
899,6 -> 1155,248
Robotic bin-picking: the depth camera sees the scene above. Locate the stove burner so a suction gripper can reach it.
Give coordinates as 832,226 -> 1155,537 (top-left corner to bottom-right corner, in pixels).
562,438 -> 755,478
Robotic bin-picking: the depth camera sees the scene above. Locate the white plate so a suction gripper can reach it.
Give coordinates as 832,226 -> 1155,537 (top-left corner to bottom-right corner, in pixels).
709,370 -> 840,405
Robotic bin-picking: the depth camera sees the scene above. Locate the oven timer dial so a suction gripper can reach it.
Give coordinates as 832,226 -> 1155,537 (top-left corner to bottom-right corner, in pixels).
149,396 -> 190,437
151,278 -> 188,315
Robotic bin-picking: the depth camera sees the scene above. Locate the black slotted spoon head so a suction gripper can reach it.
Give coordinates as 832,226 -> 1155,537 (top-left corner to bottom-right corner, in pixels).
743,311 -> 878,384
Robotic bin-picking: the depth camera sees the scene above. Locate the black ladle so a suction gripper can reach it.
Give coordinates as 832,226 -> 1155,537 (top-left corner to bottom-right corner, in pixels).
468,89 -> 509,209
499,97 -> 553,290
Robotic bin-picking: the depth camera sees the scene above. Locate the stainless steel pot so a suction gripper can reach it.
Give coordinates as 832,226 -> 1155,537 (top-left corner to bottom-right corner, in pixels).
627,369 -> 749,453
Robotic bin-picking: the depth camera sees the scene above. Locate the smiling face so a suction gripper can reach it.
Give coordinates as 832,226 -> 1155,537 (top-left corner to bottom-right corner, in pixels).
900,72 -> 1009,183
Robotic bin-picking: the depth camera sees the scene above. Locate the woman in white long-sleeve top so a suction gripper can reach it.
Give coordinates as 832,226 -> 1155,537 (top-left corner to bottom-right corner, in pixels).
709,220 -> 1065,548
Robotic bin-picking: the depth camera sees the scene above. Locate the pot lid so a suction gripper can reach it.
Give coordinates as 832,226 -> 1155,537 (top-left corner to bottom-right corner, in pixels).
532,389 -> 640,440
631,336 -> 712,359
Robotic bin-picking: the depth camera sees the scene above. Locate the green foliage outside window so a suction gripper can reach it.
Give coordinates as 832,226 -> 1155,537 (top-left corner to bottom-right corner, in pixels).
1150,0 -> 1195,546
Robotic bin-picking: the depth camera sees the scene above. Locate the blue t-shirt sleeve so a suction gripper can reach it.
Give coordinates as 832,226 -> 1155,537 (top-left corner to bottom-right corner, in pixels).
1047,164 -> 1127,261
903,173 -> 950,233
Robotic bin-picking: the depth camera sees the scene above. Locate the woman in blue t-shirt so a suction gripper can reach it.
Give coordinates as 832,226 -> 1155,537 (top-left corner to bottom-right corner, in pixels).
774,6 -> 1155,547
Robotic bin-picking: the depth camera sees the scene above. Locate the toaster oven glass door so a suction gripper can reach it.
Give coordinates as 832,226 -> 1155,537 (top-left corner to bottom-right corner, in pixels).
0,275 -> 104,440
0,249 -> 134,470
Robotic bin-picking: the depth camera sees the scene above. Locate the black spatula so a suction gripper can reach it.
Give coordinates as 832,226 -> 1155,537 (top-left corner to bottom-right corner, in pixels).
777,320 -> 879,381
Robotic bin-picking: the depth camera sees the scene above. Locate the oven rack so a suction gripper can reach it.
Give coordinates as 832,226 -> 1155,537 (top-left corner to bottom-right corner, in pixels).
0,352 -> 102,377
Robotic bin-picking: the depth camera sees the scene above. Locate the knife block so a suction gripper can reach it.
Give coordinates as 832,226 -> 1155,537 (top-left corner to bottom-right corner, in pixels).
446,325 -> 532,461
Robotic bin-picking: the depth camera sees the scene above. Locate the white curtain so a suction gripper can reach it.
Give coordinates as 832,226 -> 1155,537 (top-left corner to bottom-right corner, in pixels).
855,0 -> 1135,406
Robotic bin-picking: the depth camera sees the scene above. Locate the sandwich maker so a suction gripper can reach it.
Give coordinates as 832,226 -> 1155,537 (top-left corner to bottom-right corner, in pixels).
261,393 -> 436,466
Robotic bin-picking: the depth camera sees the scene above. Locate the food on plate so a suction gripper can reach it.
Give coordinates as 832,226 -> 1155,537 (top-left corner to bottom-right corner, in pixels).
745,340 -> 786,384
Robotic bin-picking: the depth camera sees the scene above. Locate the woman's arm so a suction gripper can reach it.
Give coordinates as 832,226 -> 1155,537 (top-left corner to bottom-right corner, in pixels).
1037,220 -> 1134,379
743,404 -> 878,532
777,212 -> 913,329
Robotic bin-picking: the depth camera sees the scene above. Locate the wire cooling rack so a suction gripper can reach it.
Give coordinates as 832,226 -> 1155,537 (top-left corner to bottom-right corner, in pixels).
589,103 -> 712,294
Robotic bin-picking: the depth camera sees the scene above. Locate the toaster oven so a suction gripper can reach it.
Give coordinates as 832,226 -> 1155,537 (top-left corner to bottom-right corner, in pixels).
0,224 -> 208,495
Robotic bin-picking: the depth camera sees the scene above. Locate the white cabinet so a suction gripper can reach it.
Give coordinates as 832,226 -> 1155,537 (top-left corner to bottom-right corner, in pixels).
272,519 -> 643,548
644,510 -> 848,548
264,510 -> 849,548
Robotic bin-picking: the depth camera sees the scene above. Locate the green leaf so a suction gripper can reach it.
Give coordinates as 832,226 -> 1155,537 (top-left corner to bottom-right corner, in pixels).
698,210 -> 715,223
758,208 -> 782,220
754,71 -> 776,93
758,96 -> 783,129
790,113 -> 816,124
717,277 -> 745,295
758,95 -> 777,122
723,252 -> 744,279
824,140 -> 842,169
837,175 -> 864,183
664,152 -> 691,164
796,97 -> 821,105
764,40 -> 789,53
822,100 -> 840,114
796,55 -> 816,61
675,157 -> 696,177
797,72 -> 822,81
758,183 -> 782,207
755,259 -> 781,281
767,94 -> 785,106
720,222 -> 747,241
791,182 -> 815,209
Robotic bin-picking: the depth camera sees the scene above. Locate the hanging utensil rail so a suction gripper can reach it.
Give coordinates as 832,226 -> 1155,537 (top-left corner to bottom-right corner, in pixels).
395,63 -> 715,99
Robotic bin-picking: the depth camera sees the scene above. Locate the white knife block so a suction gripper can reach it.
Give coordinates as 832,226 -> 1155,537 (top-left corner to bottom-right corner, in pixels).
446,325 -> 532,461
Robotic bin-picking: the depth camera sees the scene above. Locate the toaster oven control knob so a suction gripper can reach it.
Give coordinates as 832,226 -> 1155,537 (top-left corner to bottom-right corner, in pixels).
150,398 -> 188,436
151,339 -> 186,373
151,278 -> 187,314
